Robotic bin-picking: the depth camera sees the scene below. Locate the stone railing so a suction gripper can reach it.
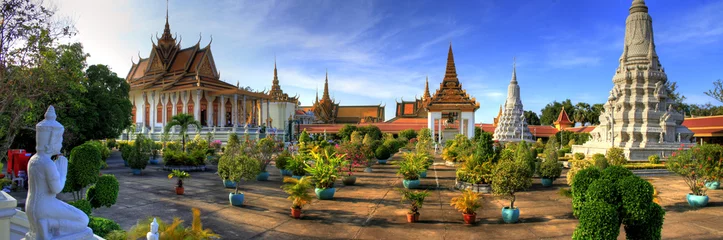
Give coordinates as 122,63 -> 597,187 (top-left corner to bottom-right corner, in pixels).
0,192 -> 103,240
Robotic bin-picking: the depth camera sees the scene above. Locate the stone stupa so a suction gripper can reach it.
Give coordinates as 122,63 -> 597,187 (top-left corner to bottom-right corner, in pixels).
572,0 -> 694,160
493,60 -> 534,142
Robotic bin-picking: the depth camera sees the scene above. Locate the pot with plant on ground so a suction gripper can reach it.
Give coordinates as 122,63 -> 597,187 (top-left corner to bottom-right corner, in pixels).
338,142 -> 367,186
168,170 -> 190,195
450,189 -> 482,224
538,157 -> 563,187
282,176 -> 313,219
306,149 -> 346,200
127,135 -> 151,176
399,189 -> 429,223
219,145 -> 261,206
375,145 -> 391,164
276,150 -> 293,176
398,152 -> 425,189
666,145 -> 716,207
492,159 -> 532,223
251,137 -> 276,181
288,154 -> 308,180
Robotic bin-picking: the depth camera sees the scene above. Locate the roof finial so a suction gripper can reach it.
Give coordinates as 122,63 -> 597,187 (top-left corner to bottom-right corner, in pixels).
511,57 -> 517,84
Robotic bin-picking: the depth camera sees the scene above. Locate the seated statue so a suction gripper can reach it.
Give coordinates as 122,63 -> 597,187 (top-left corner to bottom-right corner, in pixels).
24,106 -> 93,240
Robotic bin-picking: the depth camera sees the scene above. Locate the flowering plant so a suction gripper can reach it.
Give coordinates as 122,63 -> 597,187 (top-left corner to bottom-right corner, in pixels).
210,140 -> 222,151
667,146 -> 709,196
338,142 -> 366,176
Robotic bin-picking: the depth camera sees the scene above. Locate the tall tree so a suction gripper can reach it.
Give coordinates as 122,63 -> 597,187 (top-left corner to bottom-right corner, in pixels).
540,99 -> 575,126
523,111 -> 540,125
573,102 -> 591,126
164,114 -> 201,152
704,79 -> 723,104
589,104 -> 605,125
665,81 -> 687,112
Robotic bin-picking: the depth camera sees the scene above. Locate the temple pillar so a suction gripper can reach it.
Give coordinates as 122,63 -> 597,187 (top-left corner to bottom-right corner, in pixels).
233,94 -> 238,128
140,92 -> 147,131
427,112 -> 434,142
218,95 -> 225,127
150,91 -> 156,132
206,95 -> 215,127
438,114 -> 442,142
242,95 -> 247,125
161,93 -> 167,130
181,91 -> 189,114
252,100 -> 257,125
194,89 -> 202,123
266,99 -> 270,127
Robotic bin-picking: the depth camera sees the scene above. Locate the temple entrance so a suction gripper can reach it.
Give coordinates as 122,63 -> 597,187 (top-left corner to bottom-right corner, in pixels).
201,110 -> 208,126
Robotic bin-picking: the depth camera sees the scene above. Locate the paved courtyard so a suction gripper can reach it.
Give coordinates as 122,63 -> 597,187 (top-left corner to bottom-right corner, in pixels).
9,151 -> 723,239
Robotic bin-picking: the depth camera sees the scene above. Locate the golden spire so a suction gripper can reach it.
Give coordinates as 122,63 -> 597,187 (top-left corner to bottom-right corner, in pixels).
443,42 -> 458,83
322,69 -> 331,101
423,76 -> 431,100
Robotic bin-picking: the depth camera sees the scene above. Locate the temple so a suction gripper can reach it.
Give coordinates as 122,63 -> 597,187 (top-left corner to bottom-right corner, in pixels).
267,59 -> 299,130
124,5 -> 285,140
493,60 -> 534,142
572,0 -> 695,160
300,71 -> 385,124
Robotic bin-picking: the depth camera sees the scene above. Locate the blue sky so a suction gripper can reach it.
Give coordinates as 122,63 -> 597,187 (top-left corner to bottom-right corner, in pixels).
57,0 -> 723,123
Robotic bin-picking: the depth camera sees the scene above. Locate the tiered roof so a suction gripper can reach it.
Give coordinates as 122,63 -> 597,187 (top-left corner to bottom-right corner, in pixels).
427,44 -> 479,112
268,60 -> 299,103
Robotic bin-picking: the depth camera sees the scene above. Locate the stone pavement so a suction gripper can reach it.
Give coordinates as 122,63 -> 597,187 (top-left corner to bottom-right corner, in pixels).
9,151 -> 723,239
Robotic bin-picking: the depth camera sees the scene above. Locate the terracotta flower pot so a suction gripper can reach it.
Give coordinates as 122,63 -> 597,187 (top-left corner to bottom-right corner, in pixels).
291,207 -> 302,219
175,186 -> 184,195
406,212 -> 420,223
463,213 -> 476,224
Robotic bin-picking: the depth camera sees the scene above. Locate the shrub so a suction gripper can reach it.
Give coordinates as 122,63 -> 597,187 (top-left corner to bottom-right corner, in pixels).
618,176 -> 654,224
126,208 -> 218,240
600,165 -> 633,185
558,146 -> 572,157
228,133 -> 240,147
399,189 -> 430,214
572,201 -> 620,240
666,147 -> 707,196
456,155 -> 494,184
63,143 -> 101,199
86,140 -> 111,161
89,217 -> 122,238
450,189 -> 482,214
623,163 -> 666,170
515,141 -> 535,177
105,138 -> 117,149
573,152 -> 585,161
538,159 -> 562,180
566,159 -> 593,185
592,153 -> 608,169
399,129 -> 417,140
282,176 -> 313,209
86,174 -> 119,209
104,230 -> 127,240
375,145 -> 391,160
498,149 -> 515,162
396,152 -> 425,180
306,150 -> 346,188
623,203 -> 665,240
606,147 -> 627,165
276,150 -> 291,170
586,179 -> 620,212
492,160 -> 532,209
126,144 -> 148,170
571,167 -> 602,217
68,199 -> 92,217
648,154 -> 661,164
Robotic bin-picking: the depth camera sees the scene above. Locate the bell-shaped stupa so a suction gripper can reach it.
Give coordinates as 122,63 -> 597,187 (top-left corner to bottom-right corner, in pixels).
493,60 -> 534,142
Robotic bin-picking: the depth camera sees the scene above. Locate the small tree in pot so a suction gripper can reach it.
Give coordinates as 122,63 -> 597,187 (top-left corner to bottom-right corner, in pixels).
282,176 -> 313,219
127,137 -> 149,175
168,170 -> 190,195
227,154 -> 261,206
538,158 -> 562,187
397,152 -> 424,189
450,189 -> 482,224
375,145 -> 391,164
667,145 -> 715,207
305,149 -> 346,200
399,189 -> 430,223
492,160 -> 532,223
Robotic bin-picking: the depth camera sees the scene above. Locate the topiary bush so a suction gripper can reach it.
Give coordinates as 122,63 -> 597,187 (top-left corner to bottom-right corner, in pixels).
89,216 -> 122,238
375,145 -> 391,160
593,153 -> 608,169
606,147 -> 627,165
572,201 -> 620,240
586,179 -> 620,213
618,176 -> 654,225
623,202 -> 665,240
648,154 -> 661,164
68,199 -> 92,217
573,152 -> 585,161
567,159 -> 593,185
571,167 -> 602,217
538,158 -> 562,180
86,174 -> 119,209
87,140 -> 111,161
600,165 -> 633,185
63,143 -> 102,199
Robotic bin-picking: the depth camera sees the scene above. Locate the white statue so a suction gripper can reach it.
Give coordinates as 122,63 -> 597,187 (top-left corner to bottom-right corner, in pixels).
146,218 -> 159,240
24,106 -> 93,240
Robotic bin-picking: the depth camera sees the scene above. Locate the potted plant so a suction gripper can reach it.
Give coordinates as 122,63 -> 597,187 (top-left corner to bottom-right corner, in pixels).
339,142 -> 365,185
399,189 -> 429,223
538,158 -> 562,187
253,138 -> 276,181
282,176 -> 313,219
492,160 -> 532,223
149,148 -> 160,165
667,146 -> 710,207
276,150 -> 292,176
227,154 -> 261,206
127,139 -> 149,175
375,145 -> 391,164
305,149 -> 346,200
362,145 -> 375,173
168,170 -> 190,195
397,152 -> 424,189
418,151 -> 432,178
288,154 -> 308,179
450,189 -> 482,224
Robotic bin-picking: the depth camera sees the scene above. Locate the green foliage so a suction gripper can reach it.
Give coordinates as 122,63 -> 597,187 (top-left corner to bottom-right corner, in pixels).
282,176 -> 313,209
623,163 -> 666,170
222,151 -> 260,193
514,141 -> 535,177
89,216 -> 122,238
540,99 -> 575,126
104,230 -> 127,240
276,150 -> 292,170
492,160 -> 532,209
442,134 -> 473,162
523,110 -> 541,125
498,149 -> 515,162
126,141 -> 148,170
68,199 -> 92,217
473,126 -> 482,141
606,147 -> 627,165
362,133 -> 374,147
305,150 -> 346,188
86,174 -> 119,209
358,125 -> 382,140
287,154 -> 309,176
557,146 -> 572,157
228,133 -> 240,147
375,144 -> 391,160
567,159 -> 593,185
299,129 -> 311,144
350,131 -> 363,144
399,189 -> 430,214
416,128 -> 433,154
593,154 -> 609,169
397,152 -> 426,180
450,189 -> 482,214
618,176 -> 654,224
456,154 -> 494,184
86,140 -> 110,161
573,152 -> 585,161
162,149 -> 205,166
78,65 -> 133,144
623,203 -> 665,240
126,208 -> 218,240
163,113 -> 202,151
600,165 -> 633,185
571,167 -> 602,217
539,158 -> 562,179
648,154 -> 661,164
666,147 -> 708,196
0,178 -> 11,188
572,201 -> 620,240
398,129 -> 417,140
63,143 -> 101,198
337,124 -> 357,141
585,179 -> 620,211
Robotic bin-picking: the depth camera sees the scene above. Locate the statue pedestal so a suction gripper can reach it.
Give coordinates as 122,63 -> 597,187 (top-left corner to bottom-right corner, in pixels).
442,129 -> 458,143
1,191 -> 18,240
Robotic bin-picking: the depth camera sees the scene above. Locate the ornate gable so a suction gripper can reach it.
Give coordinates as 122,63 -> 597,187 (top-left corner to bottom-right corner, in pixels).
427,44 -> 479,112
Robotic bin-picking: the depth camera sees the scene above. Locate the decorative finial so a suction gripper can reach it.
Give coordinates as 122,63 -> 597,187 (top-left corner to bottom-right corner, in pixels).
45,105 -> 57,121
511,57 -> 518,84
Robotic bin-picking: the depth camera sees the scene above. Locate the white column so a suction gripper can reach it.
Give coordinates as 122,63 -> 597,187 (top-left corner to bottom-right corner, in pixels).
242,95 -> 247,125
233,94 -> 238,128
207,95 -> 215,127
171,92 -> 177,117
266,99 -> 270,126
218,95 -> 225,127
259,100 -> 263,126
194,90 -> 202,123
0,192 -> 18,240
150,91 -> 156,132
438,113 -> 442,143
161,93 -> 167,129
427,112 -> 434,143
182,91 -> 189,114
140,92 -> 148,129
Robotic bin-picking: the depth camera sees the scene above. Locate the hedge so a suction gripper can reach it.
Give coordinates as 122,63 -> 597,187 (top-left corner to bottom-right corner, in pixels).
586,179 -> 620,211
622,163 -> 666,170
88,216 -> 122,238
601,165 -> 634,184
68,199 -> 92,217
572,201 -> 620,240
618,176 -> 654,224
623,203 -> 665,240
86,174 -> 119,209
571,167 -> 602,217
63,143 -> 101,195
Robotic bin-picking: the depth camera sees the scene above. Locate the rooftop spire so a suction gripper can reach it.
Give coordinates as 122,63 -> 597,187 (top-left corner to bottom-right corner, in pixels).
511,57 -> 517,84
322,70 -> 331,101
443,42 -> 458,83
630,0 -> 648,14
159,0 -> 174,45
423,76 -> 431,100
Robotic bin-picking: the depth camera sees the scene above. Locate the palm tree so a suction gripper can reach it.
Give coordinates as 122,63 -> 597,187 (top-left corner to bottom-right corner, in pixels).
164,113 -> 202,152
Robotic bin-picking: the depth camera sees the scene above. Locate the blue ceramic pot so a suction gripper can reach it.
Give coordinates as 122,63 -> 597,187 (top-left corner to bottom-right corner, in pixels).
364,167 -> 373,173
123,160 -> 129,167
131,169 -> 142,175
377,159 -> 388,164
403,179 -> 420,189
229,193 -> 245,206
502,207 -> 520,223
315,187 -> 336,200
280,169 -> 293,176
291,175 -> 302,180
705,181 -> 720,190
256,171 -> 270,181
686,193 -> 709,207
419,171 -> 427,178
149,159 -> 159,165
541,178 -> 554,187
223,180 -> 237,188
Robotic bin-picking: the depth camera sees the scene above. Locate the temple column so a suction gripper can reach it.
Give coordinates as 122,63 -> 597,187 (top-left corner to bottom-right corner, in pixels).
140,92 -> 147,131
218,95 -> 225,127
242,95 -> 247,125
206,95 -> 215,127
161,93 -> 167,130
266,99 -> 270,127
438,114 -> 442,143
150,91 -> 156,132
258,99 -> 263,126
194,90 -> 202,123
181,91 -> 189,114
233,94 -> 238,128
252,100 -> 257,125
427,112 -> 434,142
171,92 -> 177,117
